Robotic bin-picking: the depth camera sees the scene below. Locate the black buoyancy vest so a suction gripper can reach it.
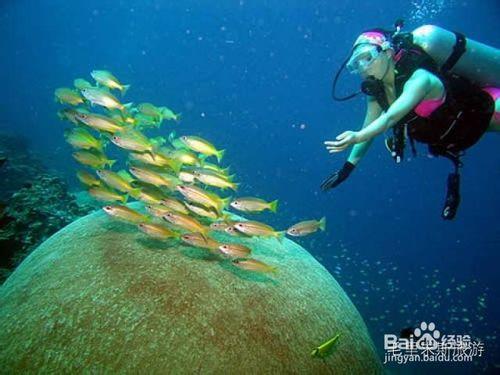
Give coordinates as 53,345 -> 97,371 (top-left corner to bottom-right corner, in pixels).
392,47 -> 494,157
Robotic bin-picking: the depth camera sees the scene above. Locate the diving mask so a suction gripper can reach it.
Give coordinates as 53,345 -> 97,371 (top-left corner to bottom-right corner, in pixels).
346,44 -> 383,74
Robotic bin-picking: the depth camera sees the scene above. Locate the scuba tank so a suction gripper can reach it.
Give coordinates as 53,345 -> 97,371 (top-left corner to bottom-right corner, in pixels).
331,21 -> 500,101
411,25 -> 500,88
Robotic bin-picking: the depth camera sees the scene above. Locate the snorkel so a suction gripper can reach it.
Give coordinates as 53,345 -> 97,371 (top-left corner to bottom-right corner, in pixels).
331,19 -> 406,104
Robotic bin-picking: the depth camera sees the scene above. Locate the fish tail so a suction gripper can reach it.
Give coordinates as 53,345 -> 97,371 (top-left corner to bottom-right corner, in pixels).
221,197 -> 231,209
268,199 -> 279,213
171,231 -> 182,240
168,131 -> 177,145
168,159 -> 182,175
216,149 -> 226,163
230,182 -> 240,191
269,266 -> 279,274
276,231 -> 286,244
97,139 -> 106,152
121,194 -> 128,203
158,113 -> 164,125
107,159 -> 117,167
150,136 -> 167,148
99,136 -> 110,148
158,107 -> 167,117
120,84 -> 131,96
310,348 -> 320,358
127,117 -> 138,126
174,112 -> 182,122
146,149 -> 156,161
117,112 -> 127,123
122,102 -> 134,114
319,216 -> 326,231
219,212 -> 231,221
199,229 -> 211,241
129,188 -> 142,198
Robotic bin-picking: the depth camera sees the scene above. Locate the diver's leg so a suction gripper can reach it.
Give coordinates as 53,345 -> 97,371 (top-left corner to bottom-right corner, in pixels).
486,98 -> 500,132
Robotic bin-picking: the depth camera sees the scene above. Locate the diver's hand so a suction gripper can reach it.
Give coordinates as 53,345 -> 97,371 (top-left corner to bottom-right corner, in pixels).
320,161 -> 355,191
325,131 -> 360,153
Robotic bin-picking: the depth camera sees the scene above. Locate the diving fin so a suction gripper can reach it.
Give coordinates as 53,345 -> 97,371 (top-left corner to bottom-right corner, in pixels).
442,172 -> 461,220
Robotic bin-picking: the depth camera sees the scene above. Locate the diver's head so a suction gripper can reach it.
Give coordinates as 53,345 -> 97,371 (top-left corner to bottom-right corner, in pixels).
331,26 -> 400,102
347,30 -> 394,80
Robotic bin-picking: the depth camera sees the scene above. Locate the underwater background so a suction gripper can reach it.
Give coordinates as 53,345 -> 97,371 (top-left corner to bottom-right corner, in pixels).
0,0 -> 498,373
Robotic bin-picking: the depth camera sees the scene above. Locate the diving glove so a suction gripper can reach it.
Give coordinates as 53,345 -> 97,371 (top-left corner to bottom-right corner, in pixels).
320,161 -> 355,191
442,172 -> 461,220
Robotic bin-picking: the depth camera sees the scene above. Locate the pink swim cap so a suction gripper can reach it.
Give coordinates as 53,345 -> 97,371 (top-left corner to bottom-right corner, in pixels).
353,31 -> 391,50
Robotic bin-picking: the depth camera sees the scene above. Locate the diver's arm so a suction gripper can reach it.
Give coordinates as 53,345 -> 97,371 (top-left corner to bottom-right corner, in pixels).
320,98 -> 381,191
347,98 -> 382,165
328,70 -> 433,151
356,70 -> 431,142
347,141 -> 373,165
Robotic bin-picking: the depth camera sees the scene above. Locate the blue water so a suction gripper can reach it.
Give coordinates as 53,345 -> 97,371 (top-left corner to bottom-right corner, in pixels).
1,0 -> 499,373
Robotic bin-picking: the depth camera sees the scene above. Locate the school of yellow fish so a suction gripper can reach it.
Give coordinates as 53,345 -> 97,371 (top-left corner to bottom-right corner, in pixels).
56,70 -> 327,275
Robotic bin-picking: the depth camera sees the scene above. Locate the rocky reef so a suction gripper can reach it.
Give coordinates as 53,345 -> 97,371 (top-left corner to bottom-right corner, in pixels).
0,132 -> 94,283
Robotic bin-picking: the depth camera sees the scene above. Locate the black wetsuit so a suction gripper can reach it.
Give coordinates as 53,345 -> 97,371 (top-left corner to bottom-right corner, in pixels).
395,64 -> 494,158
379,39 -> 495,220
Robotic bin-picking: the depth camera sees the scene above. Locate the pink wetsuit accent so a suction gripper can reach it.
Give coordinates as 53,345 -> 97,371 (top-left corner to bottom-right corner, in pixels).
414,94 -> 446,118
483,87 -> 500,121
414,86 -> 499,120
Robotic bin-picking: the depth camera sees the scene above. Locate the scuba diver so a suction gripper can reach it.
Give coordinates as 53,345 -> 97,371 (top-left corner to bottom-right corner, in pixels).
321,21 -> 500,220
